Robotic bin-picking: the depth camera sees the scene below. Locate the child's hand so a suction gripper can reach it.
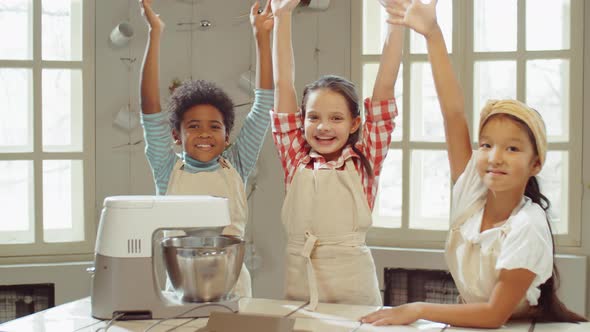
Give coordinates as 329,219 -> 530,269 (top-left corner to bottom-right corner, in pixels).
386,0 -> 438,39
271,0 -> 300,16
140,0 -> 165,32
360,303 -> 421,326
250,1 -> 274,35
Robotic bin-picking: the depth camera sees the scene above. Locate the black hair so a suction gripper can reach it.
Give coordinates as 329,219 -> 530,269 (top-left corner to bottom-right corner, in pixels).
301,75 -> 373,177
167,79 -> 235,135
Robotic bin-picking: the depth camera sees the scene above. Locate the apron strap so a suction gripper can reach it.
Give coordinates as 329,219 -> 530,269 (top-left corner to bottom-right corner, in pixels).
449,198 -> 486,231
218,156 -> 231,169
173,159 -> 184,171
301,231 -> 319,311
344,157 -> 358,176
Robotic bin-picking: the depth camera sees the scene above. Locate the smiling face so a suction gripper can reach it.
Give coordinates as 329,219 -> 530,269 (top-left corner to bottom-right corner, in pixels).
303,89 -> 361,162
173,104 -> 228,162
476,115 -> 541,194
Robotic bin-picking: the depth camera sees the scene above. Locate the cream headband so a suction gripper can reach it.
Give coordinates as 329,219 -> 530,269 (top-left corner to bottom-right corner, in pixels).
479,99 -> 547,166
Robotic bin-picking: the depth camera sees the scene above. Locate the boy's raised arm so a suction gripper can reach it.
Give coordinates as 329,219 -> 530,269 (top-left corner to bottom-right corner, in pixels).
139,0 -> 164,115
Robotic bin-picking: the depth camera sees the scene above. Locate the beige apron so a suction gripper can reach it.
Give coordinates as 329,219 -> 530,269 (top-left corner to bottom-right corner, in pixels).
281,158 -> 382,311
166,157 -> 252,297
444,198 -> 529,314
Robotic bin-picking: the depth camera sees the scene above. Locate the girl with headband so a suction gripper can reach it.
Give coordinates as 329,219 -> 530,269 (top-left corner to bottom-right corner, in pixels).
361,0 -> 587,327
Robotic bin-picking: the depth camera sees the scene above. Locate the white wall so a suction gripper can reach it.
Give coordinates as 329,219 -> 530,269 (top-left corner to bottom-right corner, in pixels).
0,263 -> 93,305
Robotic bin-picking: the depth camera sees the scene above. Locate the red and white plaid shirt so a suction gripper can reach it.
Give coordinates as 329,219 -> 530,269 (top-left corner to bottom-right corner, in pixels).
271,98 -> 397,210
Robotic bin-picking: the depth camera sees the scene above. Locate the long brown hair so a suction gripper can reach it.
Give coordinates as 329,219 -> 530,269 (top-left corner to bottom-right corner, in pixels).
486,114 -> 587,322
301,75 -> 373,177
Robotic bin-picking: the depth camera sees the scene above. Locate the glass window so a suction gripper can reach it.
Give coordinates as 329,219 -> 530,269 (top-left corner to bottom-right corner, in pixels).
42,69 -> 84,152
0,0 -> 33,60
526,59 -> 569,141
410,63 -> 444,142
42,0 -> 83,61
0,68 -> 33,152
43,160 -> 84,243
409,150 -> 450,231
0,0 -> 92,256
474,0 -> 517,52
358,0 -> 581,246
526,0 -> 570,51
0,160 -> 34,244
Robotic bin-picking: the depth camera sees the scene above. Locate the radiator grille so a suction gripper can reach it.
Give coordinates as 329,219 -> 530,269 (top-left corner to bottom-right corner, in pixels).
0,284 -> 54,323
383,268 -> 459,306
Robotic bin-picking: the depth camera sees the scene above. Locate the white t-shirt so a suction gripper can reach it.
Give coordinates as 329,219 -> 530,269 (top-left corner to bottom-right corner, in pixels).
450,152 -> 554,306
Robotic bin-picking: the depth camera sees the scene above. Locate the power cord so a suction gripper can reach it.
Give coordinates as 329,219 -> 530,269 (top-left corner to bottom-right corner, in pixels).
143,303 -> 235,332
91,312 -> 125,332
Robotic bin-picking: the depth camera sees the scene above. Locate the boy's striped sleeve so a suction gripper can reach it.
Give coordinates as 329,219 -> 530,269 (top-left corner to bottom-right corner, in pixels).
226,89 -> 273,183
140,112 -> 177,195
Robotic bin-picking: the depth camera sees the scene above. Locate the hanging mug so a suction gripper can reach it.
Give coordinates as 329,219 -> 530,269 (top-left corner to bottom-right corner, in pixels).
110,22 -> 134,48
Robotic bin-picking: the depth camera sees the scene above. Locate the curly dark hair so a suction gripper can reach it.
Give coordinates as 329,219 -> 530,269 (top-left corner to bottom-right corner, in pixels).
167,79 -> 235,134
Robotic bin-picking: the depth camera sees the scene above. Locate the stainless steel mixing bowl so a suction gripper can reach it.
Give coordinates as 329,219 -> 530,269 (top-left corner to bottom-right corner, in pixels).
161,235 -> 245,302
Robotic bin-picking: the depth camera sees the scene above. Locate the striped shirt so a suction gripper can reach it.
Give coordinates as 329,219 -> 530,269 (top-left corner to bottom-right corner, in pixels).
271,98 -> 397,210
141,89 -> 274,195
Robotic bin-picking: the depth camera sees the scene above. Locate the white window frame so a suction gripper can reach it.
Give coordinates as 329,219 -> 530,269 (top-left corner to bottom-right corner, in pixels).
0,0 -> 96,258
352,0 -> 584,249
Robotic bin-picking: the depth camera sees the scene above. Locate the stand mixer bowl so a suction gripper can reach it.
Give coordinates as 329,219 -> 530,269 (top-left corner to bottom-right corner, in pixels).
161,235 -> 245,302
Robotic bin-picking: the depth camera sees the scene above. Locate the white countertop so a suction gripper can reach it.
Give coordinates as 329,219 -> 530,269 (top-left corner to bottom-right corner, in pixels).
0,297 -> 588,332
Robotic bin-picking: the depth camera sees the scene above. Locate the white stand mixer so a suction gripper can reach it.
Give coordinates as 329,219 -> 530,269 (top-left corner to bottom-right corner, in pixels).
90,195 -> 240,320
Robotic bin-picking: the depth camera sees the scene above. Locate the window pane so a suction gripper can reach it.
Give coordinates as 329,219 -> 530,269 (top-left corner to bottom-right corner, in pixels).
410,0 -> 452,54
0,160 -> 34,244
362,63 -> 403,141
42,69 -> 83,152
0,68 -> 33,152
473,61 -> 517,140
526,59 -> 569,141
474,0 -> 517,52
538,151 -> 568,235
0,0 -> 33,60
43,160 -> 84,243
362,0 -> 389,55
42,0 -> 83,61
373,150 -> 402,228
526,0 -> 570,51
410,63 -> 444,141
409,150 -> 450,230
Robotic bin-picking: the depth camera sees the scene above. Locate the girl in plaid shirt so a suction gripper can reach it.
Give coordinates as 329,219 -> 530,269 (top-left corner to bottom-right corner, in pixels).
270,0 -> 402,309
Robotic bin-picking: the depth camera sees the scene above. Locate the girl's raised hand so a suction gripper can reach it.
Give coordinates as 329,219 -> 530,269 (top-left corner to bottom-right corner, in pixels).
386,0 -> 438,38
140,0 -> 164,32
271,0 -> 300,16
250,1 -> 274,34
